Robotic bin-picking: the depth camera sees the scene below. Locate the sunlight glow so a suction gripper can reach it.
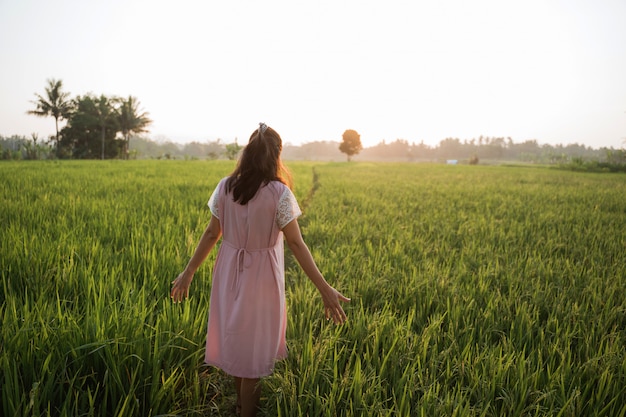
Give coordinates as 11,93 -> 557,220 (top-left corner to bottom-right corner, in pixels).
0,0 -> 624,148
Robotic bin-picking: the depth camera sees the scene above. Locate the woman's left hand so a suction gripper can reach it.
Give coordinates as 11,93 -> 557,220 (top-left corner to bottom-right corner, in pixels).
321,286 -> 351,324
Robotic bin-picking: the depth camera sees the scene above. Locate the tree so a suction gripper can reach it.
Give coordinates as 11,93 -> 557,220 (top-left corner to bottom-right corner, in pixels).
27,78 -> 73,157
437,137 -> 462,159
118,96 -> 152,159
94,95 -> 120,160
59,94 -> 122,159
361,139 -> 410,161
339,129 -> 362,161
224,140 -> 242,160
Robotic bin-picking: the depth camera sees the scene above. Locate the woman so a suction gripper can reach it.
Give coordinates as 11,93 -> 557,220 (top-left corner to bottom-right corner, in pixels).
171,123 -> 350,416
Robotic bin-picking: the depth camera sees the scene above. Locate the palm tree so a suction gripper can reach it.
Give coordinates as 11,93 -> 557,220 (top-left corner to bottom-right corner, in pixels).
27,79 -> 73,156
118,96 -> 152,159
94,95 -> 118,160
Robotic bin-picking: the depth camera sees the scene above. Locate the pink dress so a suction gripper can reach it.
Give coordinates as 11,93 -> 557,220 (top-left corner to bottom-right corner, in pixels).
204,178 -> 302,378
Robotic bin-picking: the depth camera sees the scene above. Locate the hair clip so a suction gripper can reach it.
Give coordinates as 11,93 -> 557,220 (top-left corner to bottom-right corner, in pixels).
259,122 -> 268,134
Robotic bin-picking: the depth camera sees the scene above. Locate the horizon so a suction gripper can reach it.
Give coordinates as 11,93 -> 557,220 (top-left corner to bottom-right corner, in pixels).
6,125 -> 621,151
134,134 -> 618,151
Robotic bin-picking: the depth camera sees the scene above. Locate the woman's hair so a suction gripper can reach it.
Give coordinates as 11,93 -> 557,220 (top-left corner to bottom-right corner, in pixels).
225,123 -> 293,205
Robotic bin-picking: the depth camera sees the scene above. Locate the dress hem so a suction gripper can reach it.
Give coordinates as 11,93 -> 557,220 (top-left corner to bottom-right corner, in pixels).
204,357 -> 286,379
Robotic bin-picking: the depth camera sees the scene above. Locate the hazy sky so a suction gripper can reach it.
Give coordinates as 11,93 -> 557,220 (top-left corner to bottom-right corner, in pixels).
1,0 -> 625,148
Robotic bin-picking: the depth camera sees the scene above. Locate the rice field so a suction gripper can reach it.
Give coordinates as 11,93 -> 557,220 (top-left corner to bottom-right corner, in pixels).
1,160 -> 625,416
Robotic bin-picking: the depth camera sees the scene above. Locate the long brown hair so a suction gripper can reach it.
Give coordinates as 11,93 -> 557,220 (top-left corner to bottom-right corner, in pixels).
225,124 -> 293,205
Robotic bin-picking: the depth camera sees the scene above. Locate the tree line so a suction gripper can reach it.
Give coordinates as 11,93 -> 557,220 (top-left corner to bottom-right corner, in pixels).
355,137 -> 622,164
3,132 -> 624,167
23,79 -> 152,159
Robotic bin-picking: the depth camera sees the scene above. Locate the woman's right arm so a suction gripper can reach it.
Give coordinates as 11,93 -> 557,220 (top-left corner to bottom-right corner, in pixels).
283,218 -> 350,324
170,214 -> 222,302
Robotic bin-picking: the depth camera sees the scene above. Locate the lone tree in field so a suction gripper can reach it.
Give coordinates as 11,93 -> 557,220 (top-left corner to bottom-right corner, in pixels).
27,78 -> 73,156
339,129 -> 363,161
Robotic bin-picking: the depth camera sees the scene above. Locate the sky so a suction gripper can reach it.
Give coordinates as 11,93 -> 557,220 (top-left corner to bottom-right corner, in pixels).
1,0 -> 625,149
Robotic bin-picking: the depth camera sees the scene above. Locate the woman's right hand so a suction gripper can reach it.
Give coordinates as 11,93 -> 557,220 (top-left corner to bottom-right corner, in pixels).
170,271 -> 193,302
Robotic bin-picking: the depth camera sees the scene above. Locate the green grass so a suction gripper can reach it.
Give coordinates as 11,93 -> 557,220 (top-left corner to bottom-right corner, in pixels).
1,160 -> 625,416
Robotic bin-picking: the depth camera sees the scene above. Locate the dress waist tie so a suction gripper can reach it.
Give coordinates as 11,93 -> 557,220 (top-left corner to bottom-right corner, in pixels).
222,240 -> 279,299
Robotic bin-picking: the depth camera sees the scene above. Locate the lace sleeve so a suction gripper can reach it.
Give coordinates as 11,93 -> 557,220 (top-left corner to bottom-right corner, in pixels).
276,187 -> 302,229
207,180 -> 222,218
